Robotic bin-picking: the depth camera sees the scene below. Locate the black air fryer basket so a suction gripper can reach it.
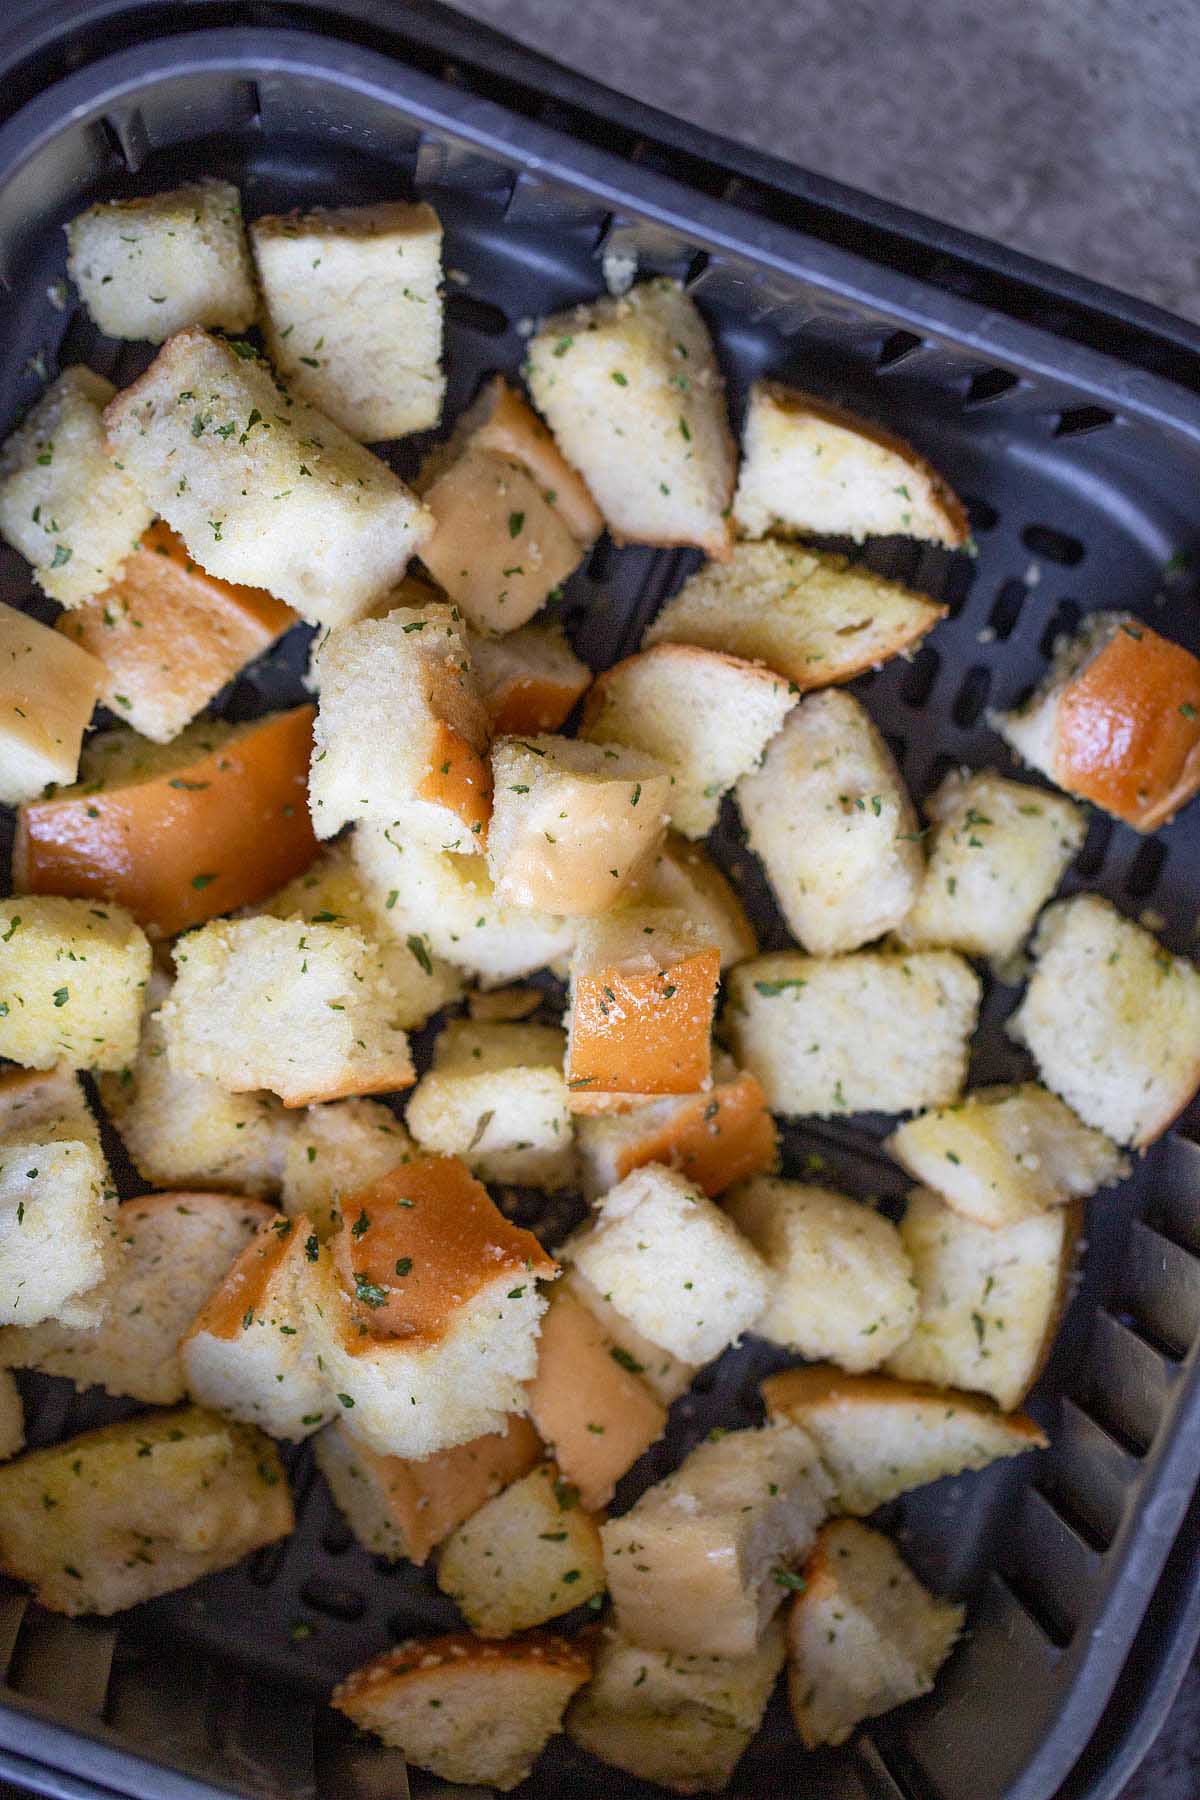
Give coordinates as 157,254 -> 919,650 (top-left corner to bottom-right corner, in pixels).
0,7 -> 1198,1800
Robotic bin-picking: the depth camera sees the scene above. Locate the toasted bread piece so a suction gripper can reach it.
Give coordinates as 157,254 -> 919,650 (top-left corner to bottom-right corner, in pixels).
0,1063 -> 103,1149
15,708 -> 318,938
645,538 -> 945,686
467,983 -> 543,1021
567,907 -> 721,1100
1007,894 -> 1200,1146
725,1178 -> 917,1371
578,1054 -> 777,1200
309,601 -> 490,843
887,1083 -> 1128,1229
0,895 -> 150,1072
761,1364 -> 1046,1515
734,382 -> 967,547
57,521 -> 296,744
0,1404 -> 291,1616
564,1266 -> 695,1404
525,279 -> 735,558
468,621 -> 592,735
0,1189 -> 272,1403
437,1459 -> 605,1635
899,768 -> 1085,965
405,1019 -> 575,1189
994,611 -> 1200,832
602,1422 -> 832,1657
252,201 -> 443,440
0,603 -> 102,803
727,950 -> 980,1118
66,179 -> 256,342
787,1520 -> 963,1747
630,833 -> 757,969
0,368 -> 153,607
281,1098 -> 412,1238
314,1413 -> 541,1563
459,373 -> 602,543
103,329 -> 431,628
885,1187 -> 1078,1410
737,690 -> 920,953
0,1374 -> 21,1462
333,1630 -> 590,1792
163,917 -> 414,1108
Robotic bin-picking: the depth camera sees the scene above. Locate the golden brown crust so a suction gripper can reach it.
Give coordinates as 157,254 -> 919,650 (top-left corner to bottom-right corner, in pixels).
568,948 -> 720,1097
487,672 -> 592,738
578,641 -> 788,738
181,1213 -> 306,1345
332,1628 -> 592,1708
609,1071 -> 778,1197
760,1363 -> 1048,1444
471,376 -> 602,548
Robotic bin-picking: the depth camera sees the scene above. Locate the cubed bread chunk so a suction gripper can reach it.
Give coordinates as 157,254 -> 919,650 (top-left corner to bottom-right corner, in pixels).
66,179 -> 256,342
0,367 -> 153,606
405,1020 -> 574,1189
525,279 -> 735,558
15,708 -> 318,938
488,734 -> 668,914
309,601 -> 490,843
725,1178 -> 917,1370
162,917 -> 414,1108
419,377 -> 601,630
566,1164 -> 769,1366
251,200 -> 443,440
564,1266 -> 695,1404
103,329 -> 431,628
437,1459 -> 605,1635
567,908 -> 721,1100
886,1083 -> 1127,1229
333,1631 -> 590,1793
994,611 -> 1200,831
468,621 -> 591,735
631,832 -> 757,969
602,1422 -> 832,1657
581,644 -> 795,838
727,950 -> 980,1118
0,1404 -> 291,1616
761,1365 -> 1046,1515
645,539 -> 945,687
578,1055 -> 777,1200
1007,895 -> 1200,1146
314,1413 -> 540,1564
281,1098 -> 412,1238
736,690 -> 920,953
0,1189 -> 272,1404
885,1187 -> 1078,1410
899,769 -> 1085,965
0,1374 -> 22,1462
0,896 -> 150,1071
787,1520 -> 963,1747
734,382 -> 967,547
56,521 -> 297,743
0,602 -> 101,802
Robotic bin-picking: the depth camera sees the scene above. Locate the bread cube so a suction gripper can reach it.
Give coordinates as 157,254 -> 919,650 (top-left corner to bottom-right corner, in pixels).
581,644 -> 795,838
0,1080 -> 114,1329
567,1619 -> 785,1796
736,690 -> 921,954
1007,894 -> 1200,1146
632,832 -> 757,969
645,538 -> 946,687
162,917 -> 414,1107
65,179 -> 256,342
15,707 -> 318,938
437,1459 -> 606,1635
0,367 -> 153,606
761,1364 -> 1046,1516
725,1178 -> 917,1370
886,1082 -> 1127,1230
315,1414 -> 540,1564
103,328 -> 431,628
525,1285 -> 666,1509
899,769 -> 1085,965
334,1631 -> 591,1793
727,949 -> 980,1118
564,1266 -> 696,1404
488,734 -> 669,914
602,1422 -> 832,1657
0,1373 -> 22,1463
281,1099 -> 412,1238
566,1164 -> 770,1365
578,1055 -> 777,1201
0,1404 -> 291,1616
0,1189 -> 272,1404
468,620 -> 591,735
307,1155 -> 557,1457
0,603 -> 101,803
885,1187 -> 1077,1410
419,376 -> 601,631
787,1520 -> 963,1747
0,1062 -> 101,1149
0,895 -> 150,1072
567,908 -> 722,1100
525,278 -> 735,558
734,382 -> 967,547
56,521 -> 296,743
994,611 -> 1200,832
405,1019 -> 574,1189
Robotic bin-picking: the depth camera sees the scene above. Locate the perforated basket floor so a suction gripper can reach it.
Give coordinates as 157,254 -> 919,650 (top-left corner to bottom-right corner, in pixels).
0,24 -> 1199,1800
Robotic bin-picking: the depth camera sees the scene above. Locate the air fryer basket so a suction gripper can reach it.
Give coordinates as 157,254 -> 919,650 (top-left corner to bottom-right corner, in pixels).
0,17 -> 1198,1800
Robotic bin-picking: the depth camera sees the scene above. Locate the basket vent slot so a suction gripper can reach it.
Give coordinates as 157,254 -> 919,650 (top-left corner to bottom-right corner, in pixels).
877,329 -> 923,369
1125,837 -> 1166,900
963,367 -> 1020,408
901,644 -> 939,708
988,578 -> 1027,641
1023,523 -> 1085,566
1073,808 -> 1112,881
951,664 -> 990,729
1054,405 -> 1115,438
964,494 -> 999,533
299,1579 -> 366,1622
1038,598 -> 1081,658
444,291 -> 509,337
